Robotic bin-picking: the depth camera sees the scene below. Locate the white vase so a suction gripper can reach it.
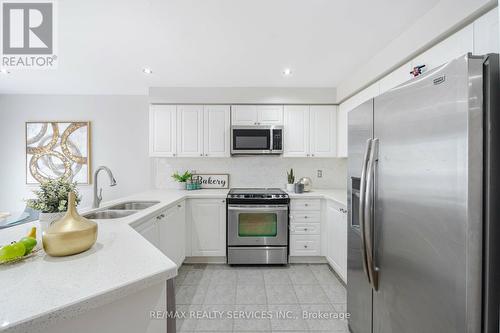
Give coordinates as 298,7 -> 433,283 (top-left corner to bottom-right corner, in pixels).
286,183 -> 295,192
39,212 -> 65,233
177,182 -> 186,190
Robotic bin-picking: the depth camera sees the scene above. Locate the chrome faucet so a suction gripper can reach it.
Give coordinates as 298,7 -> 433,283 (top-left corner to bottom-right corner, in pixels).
93,166 -> 117,208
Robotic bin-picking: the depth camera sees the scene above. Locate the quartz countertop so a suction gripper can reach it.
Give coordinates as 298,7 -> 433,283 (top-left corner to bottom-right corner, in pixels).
286,188 -> 347,206
0,188 -> 344,332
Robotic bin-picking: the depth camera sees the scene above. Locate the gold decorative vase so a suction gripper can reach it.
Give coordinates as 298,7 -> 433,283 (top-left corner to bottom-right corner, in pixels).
42,192 -> 98,257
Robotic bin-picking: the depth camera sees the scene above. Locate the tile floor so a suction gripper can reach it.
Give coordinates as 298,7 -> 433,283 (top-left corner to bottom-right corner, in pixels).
175,264 -> 348,332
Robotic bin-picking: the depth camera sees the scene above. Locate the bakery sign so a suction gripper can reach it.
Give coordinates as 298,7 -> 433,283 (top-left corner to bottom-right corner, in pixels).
193,174 -> 229,189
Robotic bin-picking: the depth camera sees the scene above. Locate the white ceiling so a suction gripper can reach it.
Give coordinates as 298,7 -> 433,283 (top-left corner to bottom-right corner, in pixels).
0,0 -> 440,95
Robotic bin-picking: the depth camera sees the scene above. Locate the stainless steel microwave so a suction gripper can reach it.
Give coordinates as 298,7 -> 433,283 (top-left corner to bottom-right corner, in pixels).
230,125 -> 283,155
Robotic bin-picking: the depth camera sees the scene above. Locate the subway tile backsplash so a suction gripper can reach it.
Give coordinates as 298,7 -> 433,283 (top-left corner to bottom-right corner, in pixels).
154,157 -> 347,190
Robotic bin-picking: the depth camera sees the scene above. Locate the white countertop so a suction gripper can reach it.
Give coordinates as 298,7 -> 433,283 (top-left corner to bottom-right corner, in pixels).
286,189 -> 347,206
0,188 -> 345,332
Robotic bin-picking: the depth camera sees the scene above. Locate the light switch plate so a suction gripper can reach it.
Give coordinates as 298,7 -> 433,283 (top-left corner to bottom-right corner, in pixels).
317,170 -> 323,178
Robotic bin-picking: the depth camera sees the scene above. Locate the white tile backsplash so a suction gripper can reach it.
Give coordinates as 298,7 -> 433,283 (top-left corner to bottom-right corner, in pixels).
154,157 -> 347,190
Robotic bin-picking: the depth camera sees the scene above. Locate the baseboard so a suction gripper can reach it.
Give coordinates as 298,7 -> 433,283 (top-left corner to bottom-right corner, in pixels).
184,256 -> 226,264
289,256 -> 328,264
184,256 -> 330,264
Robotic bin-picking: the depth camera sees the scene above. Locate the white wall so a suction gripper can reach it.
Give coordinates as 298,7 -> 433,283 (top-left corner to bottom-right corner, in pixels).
339,6 -> 500,114
336,0 -> 497,102
149,87 -> 337,105
0,95 -> 151,212
154,157 -> 347,190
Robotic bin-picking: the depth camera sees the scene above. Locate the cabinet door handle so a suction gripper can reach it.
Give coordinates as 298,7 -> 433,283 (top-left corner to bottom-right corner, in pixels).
304,203 -> 309,207
222,200 -> 225,203
200,153 -> 203,156
177,204 -> 182,208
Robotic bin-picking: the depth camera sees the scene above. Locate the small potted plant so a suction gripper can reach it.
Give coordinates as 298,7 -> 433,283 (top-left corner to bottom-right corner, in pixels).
171,171 -> 192,190
286,168 -> 295,192
26,178 -> 81,232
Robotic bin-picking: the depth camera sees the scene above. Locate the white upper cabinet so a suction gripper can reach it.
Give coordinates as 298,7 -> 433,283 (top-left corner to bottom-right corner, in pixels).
257,105 -> 283,125
284,105 -> 337,157
310,105 -> 337,157
283,105 -> 310,157
231,105 -> 283,125
231,105 -> 258,125
204,105 -> 230,157
149,105 -> 177,157
176,105 -> 204,157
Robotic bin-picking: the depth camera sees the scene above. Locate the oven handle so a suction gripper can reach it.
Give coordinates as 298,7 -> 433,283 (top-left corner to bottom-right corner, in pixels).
228,205 -> 288,211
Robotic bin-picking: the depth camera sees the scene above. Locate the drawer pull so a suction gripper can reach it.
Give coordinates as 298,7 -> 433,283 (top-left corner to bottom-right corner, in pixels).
304,228 -> 308,231
304,216 -> 308,219
304,203 -> 309,207
304,245 -> 308,248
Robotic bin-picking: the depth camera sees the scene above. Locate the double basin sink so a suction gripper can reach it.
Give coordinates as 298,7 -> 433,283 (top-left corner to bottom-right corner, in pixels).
84,201 -> 160,220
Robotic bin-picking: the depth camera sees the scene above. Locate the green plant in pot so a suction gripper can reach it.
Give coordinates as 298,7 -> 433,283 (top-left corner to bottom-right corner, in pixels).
286,168 -> 295,192
26,178 -> 81,232
171,171 -> 192,190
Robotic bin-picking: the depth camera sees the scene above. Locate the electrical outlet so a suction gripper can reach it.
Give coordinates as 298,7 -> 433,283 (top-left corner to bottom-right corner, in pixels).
317,170 -> 323,178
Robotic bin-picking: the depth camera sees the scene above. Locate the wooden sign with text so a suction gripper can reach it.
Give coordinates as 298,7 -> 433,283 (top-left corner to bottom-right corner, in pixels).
193,174 -> 229,189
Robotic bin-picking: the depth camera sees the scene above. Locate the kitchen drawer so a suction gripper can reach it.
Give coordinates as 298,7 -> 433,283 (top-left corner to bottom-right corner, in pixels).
290,211 -> 320,223
290,223 -> 321,235
290,235 -> 321,256
290,199 -> 321,211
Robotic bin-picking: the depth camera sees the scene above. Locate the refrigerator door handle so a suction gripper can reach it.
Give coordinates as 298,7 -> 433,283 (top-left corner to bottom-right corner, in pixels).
365,138 -> 379,291
359,138 -> 372,284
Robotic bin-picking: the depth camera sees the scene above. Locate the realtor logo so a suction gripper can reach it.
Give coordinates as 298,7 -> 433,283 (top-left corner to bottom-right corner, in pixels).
1,0 -> 57,68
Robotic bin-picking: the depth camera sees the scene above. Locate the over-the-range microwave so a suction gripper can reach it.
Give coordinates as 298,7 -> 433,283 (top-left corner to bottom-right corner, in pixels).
230,125 -> 283,155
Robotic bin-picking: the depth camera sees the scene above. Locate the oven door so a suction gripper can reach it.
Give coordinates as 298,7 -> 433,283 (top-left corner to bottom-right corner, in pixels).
231,127 -> 271,154
227,205 -> 288,246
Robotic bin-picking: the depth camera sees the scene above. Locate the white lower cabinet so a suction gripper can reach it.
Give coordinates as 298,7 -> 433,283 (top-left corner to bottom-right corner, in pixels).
325,200 -> 347,282
188,199 -> 226,256
134,203 -> 186,267
159,201 -> 186,267
135,216 -> 161,248
290,235 -> 321,256
290,199 -> 321,256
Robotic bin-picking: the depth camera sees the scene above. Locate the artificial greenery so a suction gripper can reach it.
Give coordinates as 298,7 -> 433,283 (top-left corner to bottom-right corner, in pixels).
171,171 -> 192,183
26,179 -> 81,213
287,168 -> 295,184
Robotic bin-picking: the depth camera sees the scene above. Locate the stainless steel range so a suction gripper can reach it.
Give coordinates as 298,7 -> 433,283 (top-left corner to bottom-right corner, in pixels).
226,188 -> 290,264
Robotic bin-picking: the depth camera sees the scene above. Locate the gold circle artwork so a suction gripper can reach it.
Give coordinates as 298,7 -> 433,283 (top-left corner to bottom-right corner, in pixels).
25,122 -> 90,184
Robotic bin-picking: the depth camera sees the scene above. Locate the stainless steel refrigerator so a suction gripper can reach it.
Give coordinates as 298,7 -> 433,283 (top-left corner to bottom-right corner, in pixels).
347,53 -> 500,333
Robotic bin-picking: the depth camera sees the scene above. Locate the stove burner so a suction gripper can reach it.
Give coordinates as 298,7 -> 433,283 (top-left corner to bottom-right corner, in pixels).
227,188 -> 289,200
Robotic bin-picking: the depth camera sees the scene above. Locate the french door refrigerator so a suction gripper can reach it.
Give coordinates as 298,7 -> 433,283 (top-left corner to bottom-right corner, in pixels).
347,53 -> 500,333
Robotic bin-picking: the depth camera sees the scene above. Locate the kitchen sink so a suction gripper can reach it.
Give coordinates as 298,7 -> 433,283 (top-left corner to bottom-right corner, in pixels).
84,210 -> 137,220
106,201 -> 160,210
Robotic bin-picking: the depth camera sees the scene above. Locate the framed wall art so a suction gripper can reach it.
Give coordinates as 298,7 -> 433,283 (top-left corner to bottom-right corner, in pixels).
25,121 -> 91,184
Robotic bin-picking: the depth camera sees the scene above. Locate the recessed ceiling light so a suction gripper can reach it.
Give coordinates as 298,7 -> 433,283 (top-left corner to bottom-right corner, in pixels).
282,68 -> 292,76
0,68 -> 9,75
142,67 -> 153,74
